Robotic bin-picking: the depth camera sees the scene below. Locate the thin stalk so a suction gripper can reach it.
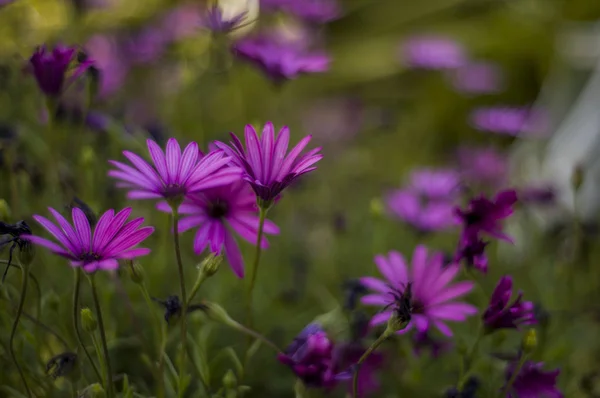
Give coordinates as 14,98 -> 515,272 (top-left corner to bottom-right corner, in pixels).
352,329 -> 393,398
500,354 -> 528,397
186,270 -> 208,307
21,310 -> 69,349
231,322 -> 283,354
138,280 -> 166,398
171,210 -> 188,398
8,263 -> 32,397
90,333 -> 106,386
73,269 -> 102,382
245,207 -> 267,328
458,325 -> 484,388
89,275 -> 114,398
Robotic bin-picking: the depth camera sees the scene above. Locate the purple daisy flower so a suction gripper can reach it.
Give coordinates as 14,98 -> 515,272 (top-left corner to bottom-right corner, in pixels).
202,5 -> 247,33
214,122 -> 323,206
29,45 -> 93,98
456,146 -> 508,189
156,180 -> 280,278
469,106 -> 549,137
505,361 -> 563,398
360,246 -> 477,336
232,33 -> 330,82
484,276 -> 536,332
385,168 -> 461,232
454,237 -> 489,273
278,323 -> 344,388
449,61 -> 504,95
401,36 -> 467,70
108,138 -> 241,205
24,207 -> 154,273
455,189 -> 518,243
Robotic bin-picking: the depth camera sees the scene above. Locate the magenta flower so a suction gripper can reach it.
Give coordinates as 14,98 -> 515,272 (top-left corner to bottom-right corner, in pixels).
455,190 -> 518,243
449,62 -> 504,95
24,207 -> 154,272
232,34 -> 330,82
401,36 -> 466,70
202,5 -> 247,33
360,246 -> 477,336
214,122 -> 323,206
108,138 -> 241,205
456,146 -> 508,188
156,180 -> 280,277
505,361 -> 563,398
261,0 -> 340,23
278,324 -> 344,388
29,45 -> 93,97
469,106 -> 548,137
386,190 -> 457,232
454,237 -> 489,273
386,168 -> 461,232
484,276 -> 536,332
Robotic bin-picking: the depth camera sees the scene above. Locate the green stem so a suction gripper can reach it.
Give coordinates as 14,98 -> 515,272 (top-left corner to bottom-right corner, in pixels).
90,333 -> 106,386
352,329 -> 393,398
8,264 -> 32,397
186,270 -> 208,308
89,275 -> 114,398
458,326 -> 484,388
73,269 -> 102,383
500,354 -> 528,397
172,210 -> 188,398
138,281 -> 165,398
231,322 -> 283,354
246,207 -> 267,328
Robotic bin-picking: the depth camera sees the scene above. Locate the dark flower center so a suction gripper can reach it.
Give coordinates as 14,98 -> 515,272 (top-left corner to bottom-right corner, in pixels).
79,253 -> 100,262
208,199 -> 229,218
163,184 -> 184,198
411,300 -> 425,314
463,211 -> 483,226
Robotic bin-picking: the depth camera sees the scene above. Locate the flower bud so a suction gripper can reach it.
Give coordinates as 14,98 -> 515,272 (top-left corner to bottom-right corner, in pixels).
45,291 -> 61,312
522,329 -> 537,354
81,308 -> 97,332
128,262 -> 144,284
81,146 -> 95,167
223,369 -> 237,390
369,198 -> 384,217
0,199 -> 10,219
199,253 -> 223,278
201,301 -> 238,329
385,310 -> 410,334
571,164 -> 585,193
18,240 -> 35,267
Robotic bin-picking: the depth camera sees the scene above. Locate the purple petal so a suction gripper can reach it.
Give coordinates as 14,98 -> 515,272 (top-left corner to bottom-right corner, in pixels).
147,139 -> 169,180
72,207 -> 92,252
224,230 -> 245,278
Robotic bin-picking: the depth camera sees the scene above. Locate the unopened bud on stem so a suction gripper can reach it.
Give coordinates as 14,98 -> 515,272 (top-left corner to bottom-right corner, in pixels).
128,261 -> 144,284
199,253 -> 223,278
81,307 -> 97,332
223,369 -> 237,390
571,164 -> 585,193
522,329 -> 537,354
385,310 -> 410,334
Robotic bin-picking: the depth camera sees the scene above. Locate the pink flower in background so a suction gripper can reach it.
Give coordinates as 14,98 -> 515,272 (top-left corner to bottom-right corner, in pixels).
360,246 -> 477,336
160,4 -> 202,40
156,180 -> 280,278
504,361 -> 563,398
201,5 -> 247,33
215,122 -> 323,205
469,106 -> 549,136
385,168 -> 461,232
85,34 -> 129,98
456,146 -> 508,188
260,0 -> 341,23
232,33 -> 330,81
449,61 -> 504,94
302,97 -> 364,144
337,344 -> 383,397
401,36 -> 467,70
25,207 -> 154,272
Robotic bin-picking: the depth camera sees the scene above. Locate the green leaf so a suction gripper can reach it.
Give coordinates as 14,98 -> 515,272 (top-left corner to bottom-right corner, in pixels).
222,348 -> 243,377
1,386 -> 28,398
245,339 -> 262,363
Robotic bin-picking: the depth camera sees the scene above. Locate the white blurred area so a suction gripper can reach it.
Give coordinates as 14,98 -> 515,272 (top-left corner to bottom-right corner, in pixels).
508,20 -> 600,250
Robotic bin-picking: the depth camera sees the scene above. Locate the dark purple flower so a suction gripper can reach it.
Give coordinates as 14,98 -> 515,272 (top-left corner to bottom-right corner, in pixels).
232,34 -> 329,82
202,5 -> 247,33
469,106 -> 549,137
278,324 -> 342,388
401,36 -> 467,70
29,45 -> 93,97
455,190 -> 518,243
214,122 -> 322,206
449,62 -> 504,95
261,0 -> 340,23
454,237 -> 489,273
337,343 -> 383,397
484,276 -> 536,332
504,361 -> 563,398
519,186 -> 556,206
